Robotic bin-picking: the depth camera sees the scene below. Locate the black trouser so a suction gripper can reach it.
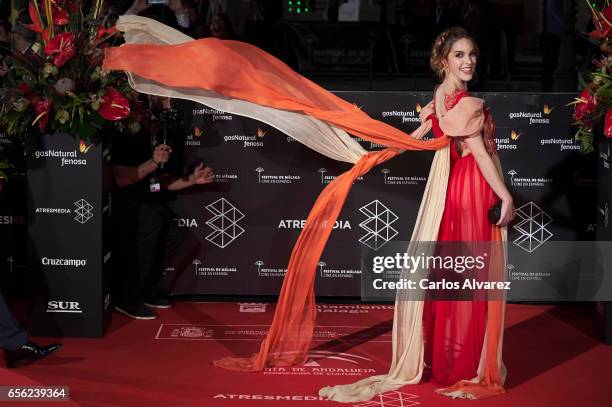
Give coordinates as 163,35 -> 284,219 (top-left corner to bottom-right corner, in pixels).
0,293 -> 28,351
112,200 -> 185,305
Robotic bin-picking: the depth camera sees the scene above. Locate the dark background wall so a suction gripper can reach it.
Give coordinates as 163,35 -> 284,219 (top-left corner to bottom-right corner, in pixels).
0,0 -> 595,92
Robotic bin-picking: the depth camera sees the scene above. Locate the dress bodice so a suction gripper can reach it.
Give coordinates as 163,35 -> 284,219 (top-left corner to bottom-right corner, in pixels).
427,88 -> 497,160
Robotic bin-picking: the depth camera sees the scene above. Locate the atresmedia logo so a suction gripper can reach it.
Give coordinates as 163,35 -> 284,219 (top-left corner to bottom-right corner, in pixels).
35,199 -> 94,224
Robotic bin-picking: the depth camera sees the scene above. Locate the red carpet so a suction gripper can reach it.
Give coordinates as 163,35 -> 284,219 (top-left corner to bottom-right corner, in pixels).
1,302 -> 611,407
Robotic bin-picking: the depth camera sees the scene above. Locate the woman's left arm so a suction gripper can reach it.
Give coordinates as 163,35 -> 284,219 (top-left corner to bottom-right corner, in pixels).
463,135 -> 515,227
419,101 -> 435,124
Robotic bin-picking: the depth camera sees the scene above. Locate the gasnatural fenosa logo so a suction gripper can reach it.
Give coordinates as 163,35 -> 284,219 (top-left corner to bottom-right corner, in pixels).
34,139 -> 91,167
79,139 -> 93,154
508,104 -> 554,125
185,127 -> 202,146
494,130 -> 520,151
256,128 -> 267,138
381,109 -> 419,124
192,107 -> 232,121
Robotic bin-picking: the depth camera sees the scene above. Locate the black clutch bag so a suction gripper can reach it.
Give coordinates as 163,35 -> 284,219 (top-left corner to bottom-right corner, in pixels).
488,201 -> 502,224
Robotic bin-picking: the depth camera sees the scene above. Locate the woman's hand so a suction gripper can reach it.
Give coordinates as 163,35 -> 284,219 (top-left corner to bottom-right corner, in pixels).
497,197 -> 515,227
419,101 -> 435,123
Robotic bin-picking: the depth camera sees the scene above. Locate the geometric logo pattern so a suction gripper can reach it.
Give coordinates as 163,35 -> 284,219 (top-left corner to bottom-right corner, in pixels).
74,199 -> 94,224
352,392 -> 420,407
359,200 -> 399,251
205,198 -> 245,248
513,201 -> 553,253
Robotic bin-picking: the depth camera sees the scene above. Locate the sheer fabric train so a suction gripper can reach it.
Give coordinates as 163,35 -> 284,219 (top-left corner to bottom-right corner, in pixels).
103,16 -> 507,400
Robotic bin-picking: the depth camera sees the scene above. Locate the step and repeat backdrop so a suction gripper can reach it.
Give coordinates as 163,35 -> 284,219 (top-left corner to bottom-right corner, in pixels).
0,92 -> 596,299
156,91 -> 596,298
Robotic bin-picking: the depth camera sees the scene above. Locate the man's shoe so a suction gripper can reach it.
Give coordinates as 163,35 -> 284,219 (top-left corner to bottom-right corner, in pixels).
144,295 -> 173,309
114,302 -> 157,320
4,342 -> 62,368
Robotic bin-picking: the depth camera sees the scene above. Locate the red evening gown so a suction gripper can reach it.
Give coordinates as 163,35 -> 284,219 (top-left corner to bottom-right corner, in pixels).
423,89 -> 500,386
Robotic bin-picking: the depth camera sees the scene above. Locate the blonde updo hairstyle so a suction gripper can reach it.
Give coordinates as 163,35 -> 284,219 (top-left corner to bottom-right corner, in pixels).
430,27 -> 479,80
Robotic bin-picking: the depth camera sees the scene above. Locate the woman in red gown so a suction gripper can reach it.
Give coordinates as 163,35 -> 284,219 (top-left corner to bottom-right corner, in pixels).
421,27 -> 515,393
103,18 -> 514,401
321,27 -> 516,401
424,87 -> 502,386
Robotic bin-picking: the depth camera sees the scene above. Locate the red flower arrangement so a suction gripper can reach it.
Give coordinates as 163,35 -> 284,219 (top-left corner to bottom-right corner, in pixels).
572,1 -> 612,153
0,0 -> 132,140
44,32 -> 76,67
574,88 -> 598,122
98,88 -> 131,121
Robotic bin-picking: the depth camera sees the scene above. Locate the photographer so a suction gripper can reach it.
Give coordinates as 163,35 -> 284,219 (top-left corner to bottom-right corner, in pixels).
111,95 -> 214,320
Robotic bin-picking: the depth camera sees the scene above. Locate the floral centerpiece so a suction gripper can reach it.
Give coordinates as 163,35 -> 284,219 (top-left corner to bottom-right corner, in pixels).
572,0 -> 612,154
0,0 -> 131,140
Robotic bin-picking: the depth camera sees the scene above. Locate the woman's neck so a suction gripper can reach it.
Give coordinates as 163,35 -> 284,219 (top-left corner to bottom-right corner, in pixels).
441,76 -> 467,94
